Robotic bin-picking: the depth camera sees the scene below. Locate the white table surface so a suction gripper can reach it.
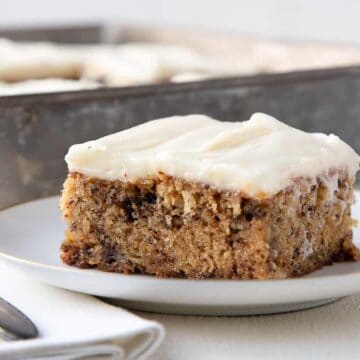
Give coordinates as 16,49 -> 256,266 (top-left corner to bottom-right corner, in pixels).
143,296 -> 360,359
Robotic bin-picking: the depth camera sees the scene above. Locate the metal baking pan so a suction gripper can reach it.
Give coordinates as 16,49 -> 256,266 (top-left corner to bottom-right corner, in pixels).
0,25 -> 359,209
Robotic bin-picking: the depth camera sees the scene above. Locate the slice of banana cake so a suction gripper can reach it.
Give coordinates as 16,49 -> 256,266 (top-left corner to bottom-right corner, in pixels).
60,113 -> 360,279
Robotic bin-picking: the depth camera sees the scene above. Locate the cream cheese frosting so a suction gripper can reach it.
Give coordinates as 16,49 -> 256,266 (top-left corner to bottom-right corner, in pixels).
0,38 -> 86,81
81,43 -> 233,86
0,38 -> 233,86
65,113 -> 360,197
2,37 -> 360,89
0,78 -> 99,96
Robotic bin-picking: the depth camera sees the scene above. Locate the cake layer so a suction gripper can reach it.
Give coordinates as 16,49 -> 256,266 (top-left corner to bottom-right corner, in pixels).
65,113 -> 359,198
60,171 -> 358,279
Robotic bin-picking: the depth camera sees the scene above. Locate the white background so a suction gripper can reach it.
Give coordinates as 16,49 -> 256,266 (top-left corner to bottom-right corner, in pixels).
1,0 -> 360,44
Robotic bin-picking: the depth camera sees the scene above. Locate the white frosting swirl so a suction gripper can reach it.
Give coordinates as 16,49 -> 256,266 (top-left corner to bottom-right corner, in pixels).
0,79 -> 99,96
65,113 -> 360,197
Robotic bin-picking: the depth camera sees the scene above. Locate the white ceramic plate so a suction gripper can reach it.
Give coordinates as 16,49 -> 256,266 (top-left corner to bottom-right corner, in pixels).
0,194 -> 359,316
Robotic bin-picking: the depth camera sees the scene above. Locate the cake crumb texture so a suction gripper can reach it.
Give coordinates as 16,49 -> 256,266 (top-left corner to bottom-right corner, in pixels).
60,171 -> 358,279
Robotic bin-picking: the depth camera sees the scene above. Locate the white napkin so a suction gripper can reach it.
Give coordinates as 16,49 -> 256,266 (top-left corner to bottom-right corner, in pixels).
0,264 -> 165,360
